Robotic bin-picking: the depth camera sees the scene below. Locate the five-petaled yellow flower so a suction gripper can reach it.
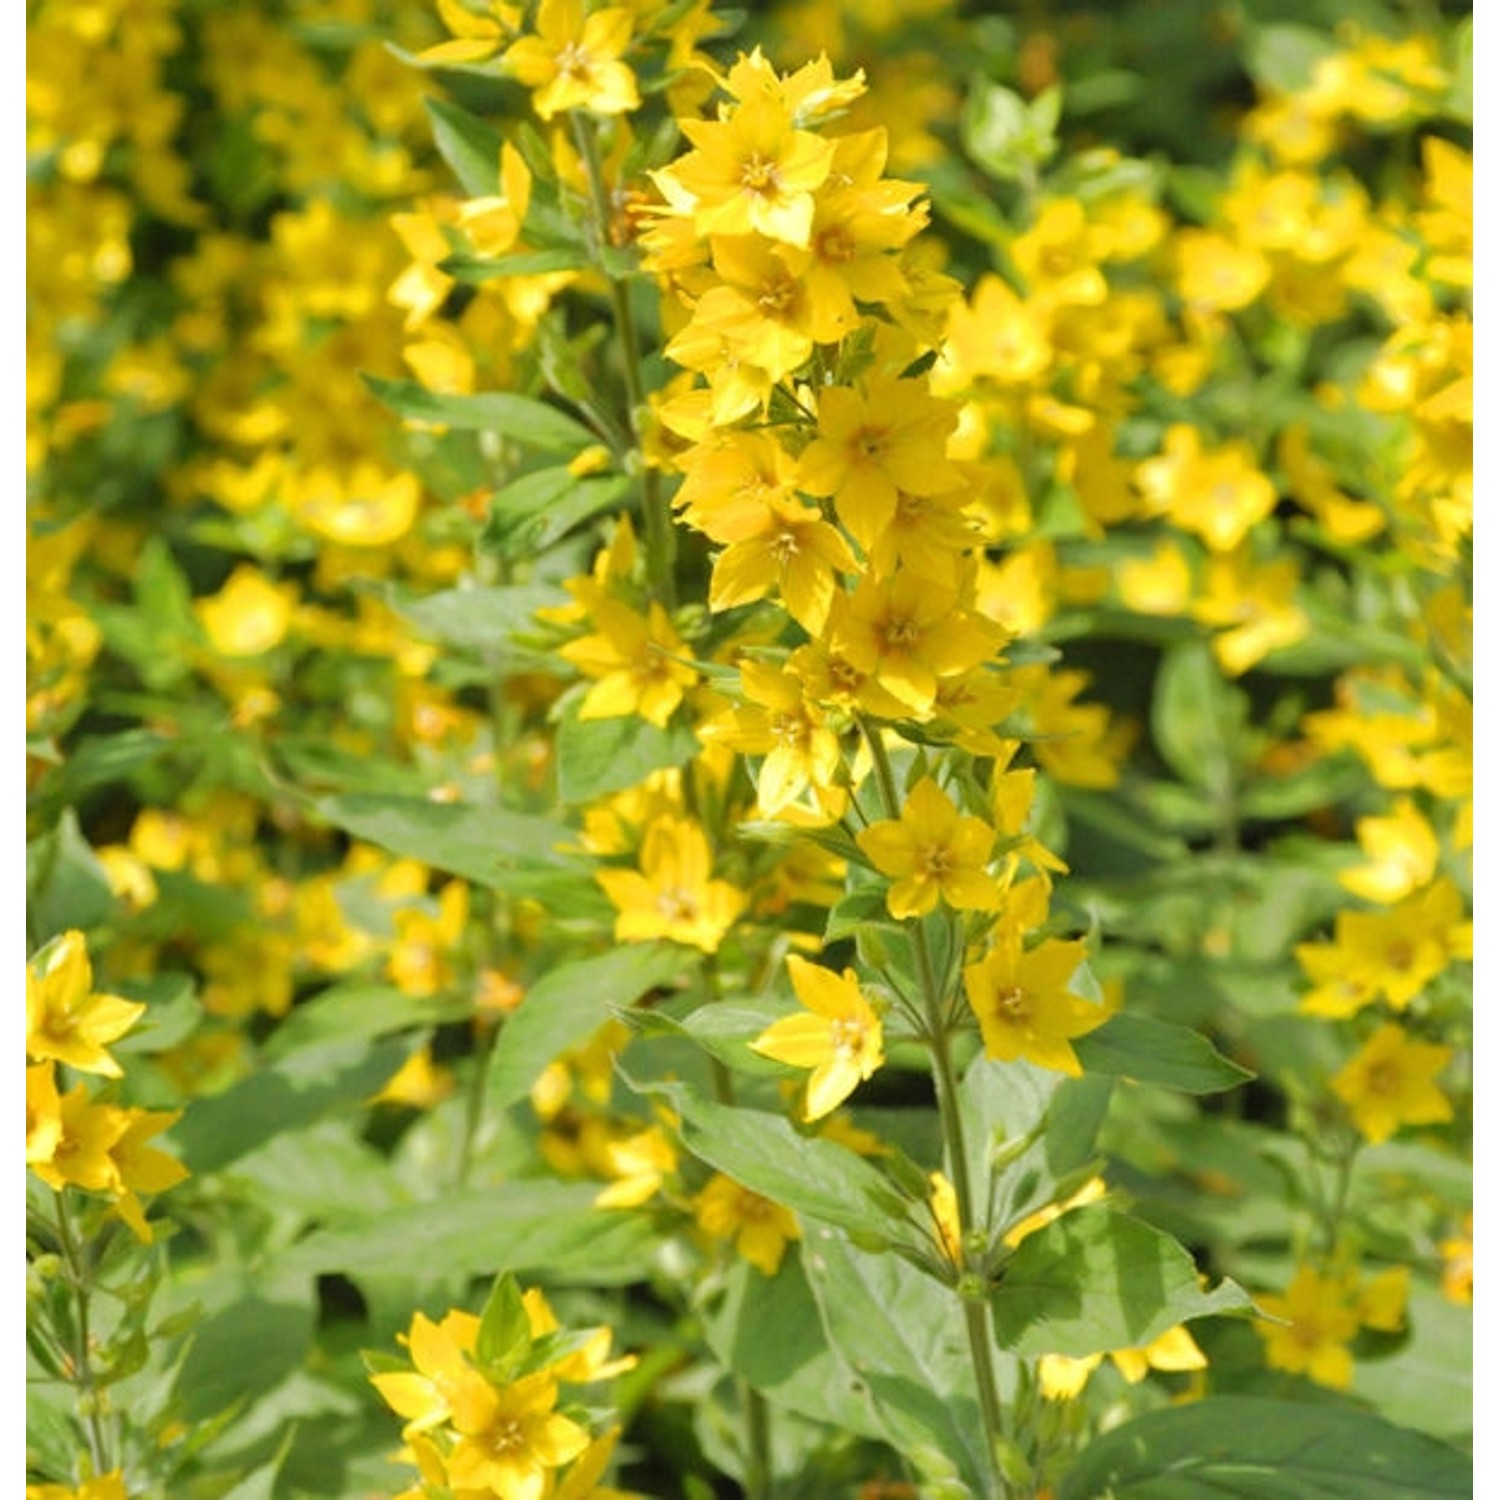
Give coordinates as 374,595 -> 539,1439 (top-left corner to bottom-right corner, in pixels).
751,955 -> 884,1120
856,775 -> 999,919
26,930 -> 145,1078
503,0 -> 639,122
1331,1022 -> 1453,1144
596,814 -> 746,952
963,928 -> 1106,1076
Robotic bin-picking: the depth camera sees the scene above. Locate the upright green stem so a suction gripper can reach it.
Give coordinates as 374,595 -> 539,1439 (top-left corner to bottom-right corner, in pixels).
570,114 -> 676,606
53,1192 -> 112,1477
704,964 -> 775,1500
859,718 -> 1009,1497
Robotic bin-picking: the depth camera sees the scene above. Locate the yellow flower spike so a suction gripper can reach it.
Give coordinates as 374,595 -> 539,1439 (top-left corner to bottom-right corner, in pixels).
963,926 -> 1106,1078
596,814 -> 746,952
26,931 -> 146,1078
751,955 -> 885,1121
856,776 -> 1000,920
503,0 -> 639,122
1332,1023 -> 1453,1145
692,1171 -> 801,1275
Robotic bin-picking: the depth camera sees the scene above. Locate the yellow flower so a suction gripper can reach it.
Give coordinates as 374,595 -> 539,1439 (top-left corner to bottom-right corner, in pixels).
195,564 -> 299,657
559,598 -> 700,727
1173,229 -> 1269,312
1332,1023 -> 1452,1145
1255,1266 -> 1361,1390
751,955 -> 884,1120
1039,1324 -> 1206,1400
107,1107 -> 189,1242
833,573 -> 1000,718
1339,797 -> 1440,905
503,0 -> 639,122
449,1370 -> 591,1498
29,1084 -> 129,1195
26,1474 -> 128,1500
1439,1214 -> 1472,1306
1192,551 -> 1308,677
664,87 -> 834,247
692,1171 -> 801,1275
855,776 -> 999,919
26,1062 -> 63,1168
417,0 -> 523,67
596,814 -> 746,952
699,661 -> 842,818
26,931 -> 145,1079
963,927 -> 1105,1077
1136,425 -> 1277,554
798,377 -> 961,551
371,1308 -> 484,1438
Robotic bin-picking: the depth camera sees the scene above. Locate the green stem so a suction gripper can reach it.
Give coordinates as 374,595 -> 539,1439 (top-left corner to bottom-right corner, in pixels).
702,965 -> 774,1500
570,113 -> 675,607
860,717 -> 1009,1496
456,1017 -> 500,1188
53,1192 -> 112,1477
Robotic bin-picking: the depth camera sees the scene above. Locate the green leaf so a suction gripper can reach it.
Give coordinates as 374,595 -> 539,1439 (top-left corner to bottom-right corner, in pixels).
482,466 -> 633,554
476,1273 -> 531,1382
676,996 -> 802,1078
27,812 -> 116,943
30,729 -> 174,816
994,1206 -> 1253,1358
176,1293 -> 315,1424
391,582 -> 565,653
424,96 -> 506,197
306,792 -> 589,899
1152,641 -> 1247,797
487,943 -> 686,1111
1057,1396 -> 1472,1500
264,984 -> 469,1062
112,972 -> 202,1055
800,1226 -> 994,1496
170,1035 -> 419,1174
703,1255 -> 887,1442
1073,1012 -> 1254,1094
277,1180 -> 659,1283
555,705 -> 699,803
638,1079 -> 921,1251
442,248 -> 591,280
363,375 -> 593,453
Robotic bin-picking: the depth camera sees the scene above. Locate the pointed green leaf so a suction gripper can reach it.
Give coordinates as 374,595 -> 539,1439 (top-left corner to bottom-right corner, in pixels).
487,943 -> 686,1111
1057,1396 -> 1471,1500
392,583 -> 567,652
556,705 -> 699,803
800,1226 -> 994,1496
170,1035 -> 420,1174
476,1273 -> 531,1382
425,96 -> 507,196
638,1079 -> 921,1251
994,1206 -> 1253,1358
1073,1012 -> 1254,1094
363,374 -> 593,453
277,1181 -> 658,1283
